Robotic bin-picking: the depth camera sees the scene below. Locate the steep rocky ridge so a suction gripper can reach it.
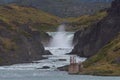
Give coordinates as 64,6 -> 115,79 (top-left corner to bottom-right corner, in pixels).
70,0 -> 120,58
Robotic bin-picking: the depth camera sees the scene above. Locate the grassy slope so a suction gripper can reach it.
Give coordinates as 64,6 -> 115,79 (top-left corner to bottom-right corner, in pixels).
82,34 -> 120,76
64,11 -> 107,31
0,4 -> 107,32
0,4 -> 62,31
0,4 -> 62,52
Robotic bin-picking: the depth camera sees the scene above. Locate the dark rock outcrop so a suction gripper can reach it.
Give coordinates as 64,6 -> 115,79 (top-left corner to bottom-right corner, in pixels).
0,24 -> 51,65
71,0 -> 120,57
40,32 -> 52,47
45,50 -> 52,55
41,66 -> 50,69
0,5 -> 57,66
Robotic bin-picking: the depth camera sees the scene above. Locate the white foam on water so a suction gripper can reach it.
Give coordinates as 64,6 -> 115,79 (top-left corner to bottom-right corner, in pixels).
0,25 -> 87,71
48,25 -> 74,48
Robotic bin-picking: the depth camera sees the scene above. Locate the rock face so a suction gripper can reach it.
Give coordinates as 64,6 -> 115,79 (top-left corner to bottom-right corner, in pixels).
108,0 -> 120,16
81,34 -> 120,76
40,33 -> 52,47
0,5 -> 56,65
71,0 -> 120,57
0,24 -> 50,65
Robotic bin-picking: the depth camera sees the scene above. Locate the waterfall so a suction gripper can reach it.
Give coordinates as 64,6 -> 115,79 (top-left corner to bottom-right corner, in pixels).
48,25 -> 73,48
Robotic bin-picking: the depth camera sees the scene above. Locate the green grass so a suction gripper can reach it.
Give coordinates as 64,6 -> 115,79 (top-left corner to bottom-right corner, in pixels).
0,4 -> 62,31
64,11 -> 107,31
0,4 -> 63,53
82,34 -> 120,76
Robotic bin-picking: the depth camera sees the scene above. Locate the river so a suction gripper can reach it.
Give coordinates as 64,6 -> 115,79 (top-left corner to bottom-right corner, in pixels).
0,70 -> 120,80
0,25 -> 120,80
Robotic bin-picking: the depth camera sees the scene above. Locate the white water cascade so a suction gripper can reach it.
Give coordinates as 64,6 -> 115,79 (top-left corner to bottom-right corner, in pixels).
43,25 -> 86,68
0,25 -> 118,80
46,25 -> 74,55
49,25 -> 72,48
0,25 -> 86,75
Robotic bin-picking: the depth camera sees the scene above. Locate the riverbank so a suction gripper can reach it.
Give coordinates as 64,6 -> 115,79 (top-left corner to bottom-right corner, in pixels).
58,63 -> 120,76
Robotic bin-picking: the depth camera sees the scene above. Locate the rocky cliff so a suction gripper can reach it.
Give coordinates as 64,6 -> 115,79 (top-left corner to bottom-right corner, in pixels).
0,5 -> 56,65
81,33 -> 120,76
70,0 -> 120,58
0,24 -> 51,65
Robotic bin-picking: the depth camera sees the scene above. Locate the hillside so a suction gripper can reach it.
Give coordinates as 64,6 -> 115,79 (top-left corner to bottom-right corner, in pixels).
69,0 -> 120,76
65,11 -> 107,31
83,34 -> 120,76
0,5 -> 61,65
0,0 -> 112,17
58,34 -> 120,76
0,4 -> 61,31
